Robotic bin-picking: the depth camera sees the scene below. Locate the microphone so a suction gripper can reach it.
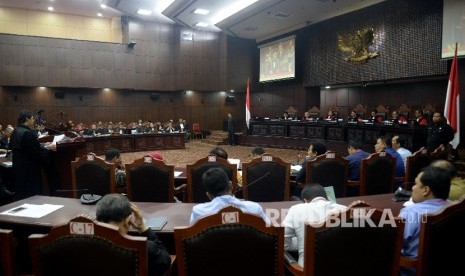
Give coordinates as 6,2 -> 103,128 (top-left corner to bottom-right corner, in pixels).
235,172 -> 271,194
55,189 -> 102,205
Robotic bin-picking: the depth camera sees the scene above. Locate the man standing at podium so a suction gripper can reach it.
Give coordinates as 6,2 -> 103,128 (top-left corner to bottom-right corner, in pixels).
10,110 -> 56,200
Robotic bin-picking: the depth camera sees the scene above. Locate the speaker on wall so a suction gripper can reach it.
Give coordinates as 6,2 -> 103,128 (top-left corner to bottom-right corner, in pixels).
55,91 -> 65,99
150,93 -> 160,100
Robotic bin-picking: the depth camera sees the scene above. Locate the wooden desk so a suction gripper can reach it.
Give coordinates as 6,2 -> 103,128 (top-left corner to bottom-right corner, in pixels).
0,194 -> 403,273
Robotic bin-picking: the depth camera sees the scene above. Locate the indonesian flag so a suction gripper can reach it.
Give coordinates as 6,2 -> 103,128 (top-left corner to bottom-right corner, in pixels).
444,43 -> 460,149
246,79 -> 251,129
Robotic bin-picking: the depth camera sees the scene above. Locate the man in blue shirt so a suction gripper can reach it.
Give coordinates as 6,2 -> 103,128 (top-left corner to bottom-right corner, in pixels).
346,139 -> 370,180
374,135 -> 405,178
190,167 -> 270,225
398,166 -> 450,275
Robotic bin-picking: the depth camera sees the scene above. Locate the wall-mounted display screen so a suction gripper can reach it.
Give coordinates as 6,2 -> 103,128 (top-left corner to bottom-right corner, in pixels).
259,36 -> 295,82
442,0 -> 465,58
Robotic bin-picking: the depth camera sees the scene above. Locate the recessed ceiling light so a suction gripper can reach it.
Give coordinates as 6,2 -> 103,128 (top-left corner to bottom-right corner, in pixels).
97,12 -> 103,17
195,22 -> 209,27
137,9 -> 152,16
48,6 -> 54,11
325,86 -> 331,89
100,4 -> 107,9
212,0 -> 258,24
193,8 -> 210,15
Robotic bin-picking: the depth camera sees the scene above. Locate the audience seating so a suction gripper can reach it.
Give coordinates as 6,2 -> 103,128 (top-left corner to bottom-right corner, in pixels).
305,152 -> 349,198
285,207 -> 404,276
174,206 -> 284,276
403,147 -> 432,189
0,229 -> 15,276
125,156 -> 185,202
29,215 -> 149,276
400,198 -> 465,276
430,144 -> 448,161
241,154 -> 290,202
70,153 -> 116,199
186,155 -> 237,203
348,151 -> 396,196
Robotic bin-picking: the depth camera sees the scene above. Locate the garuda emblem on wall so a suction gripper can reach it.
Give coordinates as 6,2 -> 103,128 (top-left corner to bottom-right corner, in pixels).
338,28 -> 379,63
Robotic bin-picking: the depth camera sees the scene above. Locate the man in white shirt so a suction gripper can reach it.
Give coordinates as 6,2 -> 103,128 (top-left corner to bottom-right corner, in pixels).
392,135 -> 412,169
282,184 -> 347,267
190,167 -> 270,225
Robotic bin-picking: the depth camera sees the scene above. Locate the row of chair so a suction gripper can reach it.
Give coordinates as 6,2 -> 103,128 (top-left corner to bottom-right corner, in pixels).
3,198 -> 464,276
70,153 -> 291,203
70,144 -> 447,204
301,145 -> 448,198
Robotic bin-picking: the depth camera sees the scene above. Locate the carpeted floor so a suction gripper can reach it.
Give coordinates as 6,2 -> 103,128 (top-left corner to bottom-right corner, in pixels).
109,140 -> 307,168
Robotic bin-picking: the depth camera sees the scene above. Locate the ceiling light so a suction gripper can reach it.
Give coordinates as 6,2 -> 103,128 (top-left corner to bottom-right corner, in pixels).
212,0 -> 259,24
97,12 -> 103,17
195,22 -> 209,27
194,8 -> 210,15
137,9 -> 152,16
100,4 -> 107,9
325,86 -> 331,89
48,6 -> 54,11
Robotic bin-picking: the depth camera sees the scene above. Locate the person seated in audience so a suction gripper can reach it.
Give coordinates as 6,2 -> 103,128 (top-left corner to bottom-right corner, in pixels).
96,194 -> 171,276
369,109 -> 383,123
105,148 -> 126,188
325,110 -> 335,121
164,121 -> 175,133
155,121 -> 164,133
281,111 -> 291,120
374,135 -> 405,178
175,118 -> 186,132
347,110 -> 361,122
83,123 -> 98,136
283,183 -> 348,267
302,112 -> 311,121
210,146 -> 228,159
0,125 -> 13,151
414,109 -> 428,126
392,135 -> 412,169
391,110 -> 408,124
346,139 -> 370,179
430,159 -> 465,201
398,166 -> 450,276
189,167 -> 270,225
144,122 -> 156,133
292,141 -> 327,188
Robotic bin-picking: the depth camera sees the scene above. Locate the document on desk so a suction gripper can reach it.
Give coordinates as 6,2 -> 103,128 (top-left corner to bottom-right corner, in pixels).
174,171 -> 183,177
1,203 -> 63,218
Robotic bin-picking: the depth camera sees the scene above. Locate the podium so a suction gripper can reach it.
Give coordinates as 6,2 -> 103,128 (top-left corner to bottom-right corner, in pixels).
38,131 -> 85,194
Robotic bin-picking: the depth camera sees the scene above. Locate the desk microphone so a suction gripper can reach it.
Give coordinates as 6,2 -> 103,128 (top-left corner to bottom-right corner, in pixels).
235,172 -> 271,194
55,189 -> 102,205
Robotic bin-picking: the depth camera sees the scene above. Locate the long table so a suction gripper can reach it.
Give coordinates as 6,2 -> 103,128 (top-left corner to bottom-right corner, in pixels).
0,194 -> 403,273
241,120 -> 427,152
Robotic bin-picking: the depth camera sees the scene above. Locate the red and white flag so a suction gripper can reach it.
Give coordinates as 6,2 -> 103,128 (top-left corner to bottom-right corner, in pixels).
246,79 -> 251,129
444,43 -> 460,149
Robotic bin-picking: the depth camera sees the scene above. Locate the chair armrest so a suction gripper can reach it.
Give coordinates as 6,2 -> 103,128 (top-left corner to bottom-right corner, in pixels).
284,251 -> 303,275
399,256 -> 417,269
347,180 -> 360,187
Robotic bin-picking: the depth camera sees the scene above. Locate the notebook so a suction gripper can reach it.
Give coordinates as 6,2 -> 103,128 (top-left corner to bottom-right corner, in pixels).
146,217 -> 168,231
